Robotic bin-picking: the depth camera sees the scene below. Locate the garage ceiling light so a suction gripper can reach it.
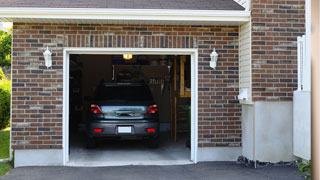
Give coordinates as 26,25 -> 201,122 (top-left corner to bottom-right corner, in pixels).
123,54 -> 133,60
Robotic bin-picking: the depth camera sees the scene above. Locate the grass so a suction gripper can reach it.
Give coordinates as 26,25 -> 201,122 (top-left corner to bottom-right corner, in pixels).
0,128 -> 11,178
0,128 -> 10,159
0,162 -> 12,178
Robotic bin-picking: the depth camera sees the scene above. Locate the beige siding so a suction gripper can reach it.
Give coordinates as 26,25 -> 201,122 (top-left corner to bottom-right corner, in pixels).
239,21 -> 252,103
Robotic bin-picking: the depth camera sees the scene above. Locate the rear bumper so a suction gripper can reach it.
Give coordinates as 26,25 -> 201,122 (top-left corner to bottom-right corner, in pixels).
87,120 -> 159,138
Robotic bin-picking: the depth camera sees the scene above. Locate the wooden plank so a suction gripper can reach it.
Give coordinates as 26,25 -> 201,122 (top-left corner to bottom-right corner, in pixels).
169,82 -> 173,138
173,56 -> 177,142
180,56 -> 186,96
174,57 -> 177,92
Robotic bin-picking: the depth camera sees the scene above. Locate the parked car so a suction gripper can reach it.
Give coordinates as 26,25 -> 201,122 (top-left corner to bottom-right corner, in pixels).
86,82 -> 159,148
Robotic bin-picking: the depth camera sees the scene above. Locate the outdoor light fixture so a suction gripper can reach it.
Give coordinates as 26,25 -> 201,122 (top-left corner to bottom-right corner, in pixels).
123,54 -> 133,60
43,46 -> 52,68
210,48 -> 219,69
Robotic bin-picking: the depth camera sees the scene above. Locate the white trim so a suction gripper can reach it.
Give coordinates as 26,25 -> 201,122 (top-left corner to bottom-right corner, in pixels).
305,0 -> 311,91
9,33 -> 13,161
0,8 -> 250,25
63,48 -> 199,165
233,0 -> 251,11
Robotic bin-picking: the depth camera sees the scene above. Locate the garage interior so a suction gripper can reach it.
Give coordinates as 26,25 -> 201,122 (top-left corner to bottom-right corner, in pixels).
68,54 -> 192,166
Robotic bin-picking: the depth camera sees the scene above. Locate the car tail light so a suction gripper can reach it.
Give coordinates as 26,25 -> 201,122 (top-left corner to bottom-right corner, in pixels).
90,104 -> 102,114
94,128 -> 102,133
147,105 -> 158,114
147,128 -> 155,133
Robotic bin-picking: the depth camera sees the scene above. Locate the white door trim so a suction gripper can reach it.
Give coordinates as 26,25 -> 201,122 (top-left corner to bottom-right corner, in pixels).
63,48 -> 199,165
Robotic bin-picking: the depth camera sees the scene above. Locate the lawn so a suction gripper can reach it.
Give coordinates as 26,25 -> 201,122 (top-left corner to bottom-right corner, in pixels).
0,128 -> 10,159
0,128 -> 11,178
0,162 -> 12,178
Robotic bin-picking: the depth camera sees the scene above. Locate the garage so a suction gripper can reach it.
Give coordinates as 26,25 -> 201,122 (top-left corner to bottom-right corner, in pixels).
63,49 -> 198,166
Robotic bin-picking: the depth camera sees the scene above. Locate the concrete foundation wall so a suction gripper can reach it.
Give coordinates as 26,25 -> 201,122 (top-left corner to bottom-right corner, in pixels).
241,104 -> 254,160
242,101 -> 295,163
15,149 -> 63,167
197,147 -> 241,162
293,91 -> 311,160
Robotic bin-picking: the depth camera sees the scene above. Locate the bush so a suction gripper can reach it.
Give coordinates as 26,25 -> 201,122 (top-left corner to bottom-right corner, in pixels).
0,68 -> 4,80
0,78 -> 11,129
0,29 -> 12,67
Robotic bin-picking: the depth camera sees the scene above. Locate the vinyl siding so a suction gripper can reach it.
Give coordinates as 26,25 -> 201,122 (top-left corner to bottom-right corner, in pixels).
239,21 -> 252,103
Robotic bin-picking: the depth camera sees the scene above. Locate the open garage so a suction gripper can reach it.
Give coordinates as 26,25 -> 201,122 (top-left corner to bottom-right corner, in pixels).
65,50 -> 197,166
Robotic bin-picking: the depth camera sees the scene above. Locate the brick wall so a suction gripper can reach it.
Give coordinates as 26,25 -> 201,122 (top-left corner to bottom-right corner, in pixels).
11,23 -> 241,149
251,0 -> 305,101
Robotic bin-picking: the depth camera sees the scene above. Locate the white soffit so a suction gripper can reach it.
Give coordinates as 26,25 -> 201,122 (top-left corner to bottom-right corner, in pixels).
0,8 -> 250,25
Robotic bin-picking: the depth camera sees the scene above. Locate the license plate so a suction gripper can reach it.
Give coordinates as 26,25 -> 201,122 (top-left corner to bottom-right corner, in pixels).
118,126 -> 132,133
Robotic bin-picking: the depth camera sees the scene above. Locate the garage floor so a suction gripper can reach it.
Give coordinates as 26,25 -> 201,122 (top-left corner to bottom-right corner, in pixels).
68,133 -> 191,166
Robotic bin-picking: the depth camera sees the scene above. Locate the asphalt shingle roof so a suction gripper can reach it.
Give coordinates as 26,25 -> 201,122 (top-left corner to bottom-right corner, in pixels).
0,0 -> 244,10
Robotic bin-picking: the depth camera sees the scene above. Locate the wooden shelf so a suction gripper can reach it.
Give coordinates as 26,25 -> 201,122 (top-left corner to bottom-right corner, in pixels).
171,56 -> 191,142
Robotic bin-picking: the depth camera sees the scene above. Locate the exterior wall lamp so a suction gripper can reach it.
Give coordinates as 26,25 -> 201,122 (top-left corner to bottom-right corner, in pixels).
210,48 -> 219,69
43,46 -> 52,68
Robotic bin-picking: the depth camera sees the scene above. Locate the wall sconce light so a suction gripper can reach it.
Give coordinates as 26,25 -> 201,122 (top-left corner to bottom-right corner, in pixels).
123,54 -> 133,60
43,46 -> 52,68
210,48 -> 219,69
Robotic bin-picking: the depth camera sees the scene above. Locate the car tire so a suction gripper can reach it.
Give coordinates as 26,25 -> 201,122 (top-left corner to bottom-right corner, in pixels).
147,137 -> 159,148
86,137 -> 97,149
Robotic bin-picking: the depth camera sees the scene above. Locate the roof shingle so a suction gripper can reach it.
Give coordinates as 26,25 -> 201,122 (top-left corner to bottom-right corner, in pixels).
0,0 -> 244,11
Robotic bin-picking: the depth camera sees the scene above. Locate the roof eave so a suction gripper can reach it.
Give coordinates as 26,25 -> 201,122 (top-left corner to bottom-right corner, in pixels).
0,8 -> 250,25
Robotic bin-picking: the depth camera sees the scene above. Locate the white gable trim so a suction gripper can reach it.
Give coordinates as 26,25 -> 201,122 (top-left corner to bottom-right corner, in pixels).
233,0 -> 251,11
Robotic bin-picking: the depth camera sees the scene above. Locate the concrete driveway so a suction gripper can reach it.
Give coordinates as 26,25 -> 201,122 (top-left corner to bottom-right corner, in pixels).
1,162 -> 303,180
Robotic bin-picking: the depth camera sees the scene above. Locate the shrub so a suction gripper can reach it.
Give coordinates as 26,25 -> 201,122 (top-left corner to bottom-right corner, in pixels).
296,160 -> 311,180
0,78 -> 11,129
0,29 -> 12,67
0,68 -> 4,80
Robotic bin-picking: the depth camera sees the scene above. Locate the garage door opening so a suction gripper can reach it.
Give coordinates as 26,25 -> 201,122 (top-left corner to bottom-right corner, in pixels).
65,51 -> 196,166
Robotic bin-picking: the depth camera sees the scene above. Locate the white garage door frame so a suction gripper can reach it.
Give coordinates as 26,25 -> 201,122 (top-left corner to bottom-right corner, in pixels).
62,48 -> 199,165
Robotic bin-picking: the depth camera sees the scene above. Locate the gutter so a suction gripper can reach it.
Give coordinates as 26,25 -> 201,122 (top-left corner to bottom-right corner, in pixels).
0,8 -> 250,24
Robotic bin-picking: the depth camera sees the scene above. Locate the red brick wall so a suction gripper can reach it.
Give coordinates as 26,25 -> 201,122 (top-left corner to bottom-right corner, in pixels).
11,23 -> 241,149
251,0 -> 305,101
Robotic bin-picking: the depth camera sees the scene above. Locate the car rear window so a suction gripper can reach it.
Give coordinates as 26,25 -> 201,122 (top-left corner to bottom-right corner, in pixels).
94,85 -> 153,101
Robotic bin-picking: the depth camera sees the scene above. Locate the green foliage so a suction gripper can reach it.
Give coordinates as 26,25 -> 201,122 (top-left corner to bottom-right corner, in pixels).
0,79 -> 11,129
0,129 -> 9,159
0,68 -> 4,80
0,29 -> 12,67
296,160 -> 311,180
